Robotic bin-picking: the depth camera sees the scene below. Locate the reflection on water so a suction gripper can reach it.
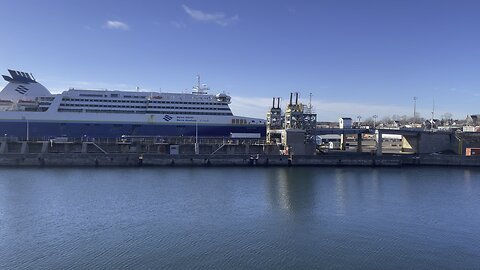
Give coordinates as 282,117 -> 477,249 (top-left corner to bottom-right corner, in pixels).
0,167 -> 479,269
265,167 -> 388,218
370,168 -> 380,199
334,169 -> 348,216
464,169 -> 472,194
265,168 -> 316,214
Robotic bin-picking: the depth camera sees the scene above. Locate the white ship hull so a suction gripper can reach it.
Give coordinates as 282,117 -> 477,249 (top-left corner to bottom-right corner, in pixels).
0,70 -> 266,139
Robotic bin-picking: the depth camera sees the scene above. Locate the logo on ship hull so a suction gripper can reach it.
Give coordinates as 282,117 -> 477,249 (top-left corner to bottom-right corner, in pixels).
163,115 -> 173,121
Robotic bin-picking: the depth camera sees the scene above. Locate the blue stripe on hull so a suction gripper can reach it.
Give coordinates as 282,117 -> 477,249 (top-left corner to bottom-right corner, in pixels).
0,121 -> 266,139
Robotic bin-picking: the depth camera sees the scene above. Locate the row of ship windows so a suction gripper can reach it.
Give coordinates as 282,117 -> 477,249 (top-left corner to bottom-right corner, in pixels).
62,98 -> 226,105
232,119 -> 248,124
78,94 -> 149,99
57,108 -> 233,115
59,103 -> 231,111
78,93 -> 218,102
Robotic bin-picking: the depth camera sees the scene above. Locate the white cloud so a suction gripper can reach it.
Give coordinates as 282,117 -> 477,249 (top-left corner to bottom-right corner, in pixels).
449,87 -> 480,97
230,96 -> 273,119
229,95 -> 466,121
103,20 -> 130,30
41,79 -> 134,94
311,100 -> 409,121
171,21 -> 187,29
181,4 -> 238,26
286,7 -> 296,13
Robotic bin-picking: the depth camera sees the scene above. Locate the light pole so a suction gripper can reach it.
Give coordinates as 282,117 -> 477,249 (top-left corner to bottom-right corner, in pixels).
195,120 -> 199,154
413,96 -> 417,127
373,115 -> 378,129
22,116 -> 29,141
357,115 -> 362,128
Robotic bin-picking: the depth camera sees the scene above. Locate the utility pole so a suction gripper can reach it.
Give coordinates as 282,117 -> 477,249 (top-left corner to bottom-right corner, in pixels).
413,96 -> 417,127
373,115 -> 378,129
431,97 -> 435,122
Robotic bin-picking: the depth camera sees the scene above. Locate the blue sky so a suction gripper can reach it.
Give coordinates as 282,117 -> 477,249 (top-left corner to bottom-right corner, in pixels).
1,0 -> 480,121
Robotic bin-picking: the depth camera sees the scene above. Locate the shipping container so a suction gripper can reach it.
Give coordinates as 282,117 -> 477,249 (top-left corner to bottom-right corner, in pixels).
465,148 -> 480,156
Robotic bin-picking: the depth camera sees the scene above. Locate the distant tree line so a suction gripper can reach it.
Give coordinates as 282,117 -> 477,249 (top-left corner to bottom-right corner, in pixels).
360,112 -> 464,127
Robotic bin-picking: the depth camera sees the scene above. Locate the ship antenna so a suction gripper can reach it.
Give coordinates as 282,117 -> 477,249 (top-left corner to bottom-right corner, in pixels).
197,75 -> 201,93
309,92 -> 312,112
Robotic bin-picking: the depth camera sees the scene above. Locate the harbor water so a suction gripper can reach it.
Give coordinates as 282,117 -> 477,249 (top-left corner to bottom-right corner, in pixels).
0,167 -> 479,269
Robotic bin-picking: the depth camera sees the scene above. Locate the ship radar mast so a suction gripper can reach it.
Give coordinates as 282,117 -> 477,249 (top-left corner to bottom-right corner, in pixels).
192,75 -> 209,95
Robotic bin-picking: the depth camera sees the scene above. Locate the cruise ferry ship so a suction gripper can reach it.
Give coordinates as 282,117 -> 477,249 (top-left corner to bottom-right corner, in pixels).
0,69 -> 266,139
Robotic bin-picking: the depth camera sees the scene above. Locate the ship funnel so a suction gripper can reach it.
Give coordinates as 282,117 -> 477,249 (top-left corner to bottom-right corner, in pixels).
0,69 -> 52,102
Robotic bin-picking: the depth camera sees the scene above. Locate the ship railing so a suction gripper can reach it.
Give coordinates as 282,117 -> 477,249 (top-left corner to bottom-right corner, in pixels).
114,135 -> 266,145
2,136 -> 266,146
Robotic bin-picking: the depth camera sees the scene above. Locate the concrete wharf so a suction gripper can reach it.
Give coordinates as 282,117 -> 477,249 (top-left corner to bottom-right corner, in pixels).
1,139 -> 480,167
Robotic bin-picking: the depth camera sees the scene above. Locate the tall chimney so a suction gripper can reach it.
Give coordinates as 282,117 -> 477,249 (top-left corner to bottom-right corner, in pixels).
289,93 -> 293,105
295,92 -> 299,105
272,98 -> 275,108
